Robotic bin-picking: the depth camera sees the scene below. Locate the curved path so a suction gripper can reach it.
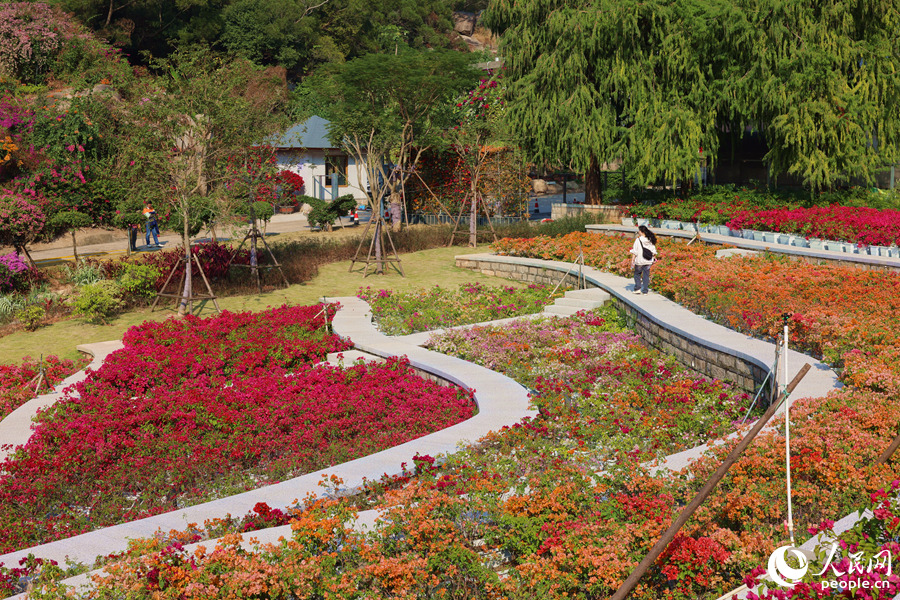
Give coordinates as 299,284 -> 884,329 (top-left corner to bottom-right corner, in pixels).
0,297 -> 536,583
0,254 -> 848,598
0,341 -> 122,463
455,252 -> 840,471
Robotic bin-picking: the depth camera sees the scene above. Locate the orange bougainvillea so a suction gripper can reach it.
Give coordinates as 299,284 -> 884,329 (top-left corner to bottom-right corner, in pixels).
21,232 -> 900,600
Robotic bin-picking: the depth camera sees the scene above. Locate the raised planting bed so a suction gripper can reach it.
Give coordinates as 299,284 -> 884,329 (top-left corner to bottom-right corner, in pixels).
0,304 -> 475,554
427,306 -> 757,458
726,205 -> 900,247
55,297 -> 900,600
358,281 -> 561,335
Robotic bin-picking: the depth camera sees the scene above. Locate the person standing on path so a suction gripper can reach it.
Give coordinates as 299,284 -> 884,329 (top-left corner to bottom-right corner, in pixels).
143,203 -> 160,247
630,225 -> 658,294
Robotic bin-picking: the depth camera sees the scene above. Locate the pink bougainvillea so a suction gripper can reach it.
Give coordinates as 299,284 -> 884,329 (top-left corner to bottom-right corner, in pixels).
0,304 -> 475,553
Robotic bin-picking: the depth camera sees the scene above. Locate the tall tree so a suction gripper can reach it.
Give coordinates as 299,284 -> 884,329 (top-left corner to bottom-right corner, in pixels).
486,0 -> 900,194
728,0 -> 900,189
308,49 -> 477,271
117,47 -> 288,313
484,0 -> 726,201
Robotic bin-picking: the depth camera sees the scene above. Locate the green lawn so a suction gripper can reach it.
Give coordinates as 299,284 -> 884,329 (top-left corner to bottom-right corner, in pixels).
1,246 -> 520,364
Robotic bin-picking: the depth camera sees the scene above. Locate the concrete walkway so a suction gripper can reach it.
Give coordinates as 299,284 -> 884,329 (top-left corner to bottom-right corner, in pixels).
587,223 -> 900,271
20,211 -> 318,266
0,297 -> 536,580
0,341 -> 122,462
455,253 -> 840,472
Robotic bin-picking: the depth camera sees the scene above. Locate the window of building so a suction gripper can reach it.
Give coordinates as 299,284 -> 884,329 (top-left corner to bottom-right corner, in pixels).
325,155 -> 348,187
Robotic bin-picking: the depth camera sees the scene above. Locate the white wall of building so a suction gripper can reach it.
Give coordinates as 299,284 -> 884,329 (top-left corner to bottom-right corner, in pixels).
277,150 -> 370,204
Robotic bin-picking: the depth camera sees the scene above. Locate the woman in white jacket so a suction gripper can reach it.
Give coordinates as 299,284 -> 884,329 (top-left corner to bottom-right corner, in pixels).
629,225 -> 658,294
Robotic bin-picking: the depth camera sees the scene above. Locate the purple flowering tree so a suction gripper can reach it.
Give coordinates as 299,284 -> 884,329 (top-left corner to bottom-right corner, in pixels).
0,192 -> 46,266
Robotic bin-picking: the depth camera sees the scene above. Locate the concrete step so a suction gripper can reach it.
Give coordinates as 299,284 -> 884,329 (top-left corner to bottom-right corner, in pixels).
543,304 -> 583,317
555,297 -> 606,310
564,288 -> 611,302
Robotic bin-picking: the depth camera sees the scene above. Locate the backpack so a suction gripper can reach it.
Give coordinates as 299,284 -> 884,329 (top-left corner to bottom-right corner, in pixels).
639,240 -> 654,261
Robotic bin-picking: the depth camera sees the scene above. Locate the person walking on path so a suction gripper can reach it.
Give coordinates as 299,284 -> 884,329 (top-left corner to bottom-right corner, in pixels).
143,203 -> 160,247
630,225 -> 658,294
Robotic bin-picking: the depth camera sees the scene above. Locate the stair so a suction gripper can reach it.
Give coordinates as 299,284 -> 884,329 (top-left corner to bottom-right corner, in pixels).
543,288 -> 611,316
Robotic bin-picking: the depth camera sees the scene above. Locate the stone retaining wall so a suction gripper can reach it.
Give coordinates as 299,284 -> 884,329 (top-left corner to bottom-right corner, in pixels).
456,255 -> 775,401
550,203 -> 627,222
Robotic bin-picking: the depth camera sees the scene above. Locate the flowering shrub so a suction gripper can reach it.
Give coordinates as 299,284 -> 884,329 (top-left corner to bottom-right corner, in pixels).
0,355 -> 86,420
278,169 -> 305,201
101,242 -> 251,290
0,304 -> 475,552
0,3 -> 61,83
0,191 -> 45,248
727,205 -> 900,246
358,282 -> 559,335
745,482 -> 900,598
0,252 -> 34,292
428,306 -> 754,457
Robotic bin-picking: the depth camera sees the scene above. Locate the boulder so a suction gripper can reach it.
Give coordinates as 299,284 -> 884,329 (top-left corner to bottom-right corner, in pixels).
532,179 -> 548,194
452,11 -> 477,36
546,183 -> 564,194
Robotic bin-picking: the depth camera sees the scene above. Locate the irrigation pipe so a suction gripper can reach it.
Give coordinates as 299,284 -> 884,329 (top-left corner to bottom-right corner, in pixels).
609,363 -> 812,600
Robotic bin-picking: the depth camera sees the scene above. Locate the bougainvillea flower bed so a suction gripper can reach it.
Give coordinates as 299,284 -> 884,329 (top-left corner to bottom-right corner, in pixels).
0,304 -> 475,553
55,305 -> 900,599
727,205 -> 900,246
493,232 -> 900,384
358,282 -> 560,335
427,306 -> 754,458
0,355 -> 88,420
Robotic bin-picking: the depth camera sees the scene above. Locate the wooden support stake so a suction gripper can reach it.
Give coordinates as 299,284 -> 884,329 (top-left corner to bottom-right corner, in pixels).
877,432 -> 900,464
610,363 -> 812,600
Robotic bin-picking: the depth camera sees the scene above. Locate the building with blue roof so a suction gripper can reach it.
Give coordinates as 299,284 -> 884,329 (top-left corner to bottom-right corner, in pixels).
270,115 -> 371,204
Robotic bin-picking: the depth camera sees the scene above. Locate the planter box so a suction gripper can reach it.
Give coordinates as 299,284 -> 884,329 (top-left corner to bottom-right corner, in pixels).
277,206 -> 298,214
775,233 -> 791,245
621,217 -> 636,227
809,238 -> 826,250
661,219 -> 681,230
761,232 -> 776,243
742,229 -> 756,240
792,237 -> 810,248
870,245 -> 890,257
636,218 -> 651,227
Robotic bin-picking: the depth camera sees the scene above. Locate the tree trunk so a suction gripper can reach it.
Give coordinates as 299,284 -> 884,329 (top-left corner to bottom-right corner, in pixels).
178,201 -> 192,316
71,230 -> 79,263
16,245 -> 36,269
374,218 -> 383,274
584,155 -> 603,205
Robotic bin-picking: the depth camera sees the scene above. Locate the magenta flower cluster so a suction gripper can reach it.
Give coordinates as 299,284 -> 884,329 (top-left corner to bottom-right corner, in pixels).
0,304 -> 475,553
0,252 -> 32,292
727,205 -> 900,246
